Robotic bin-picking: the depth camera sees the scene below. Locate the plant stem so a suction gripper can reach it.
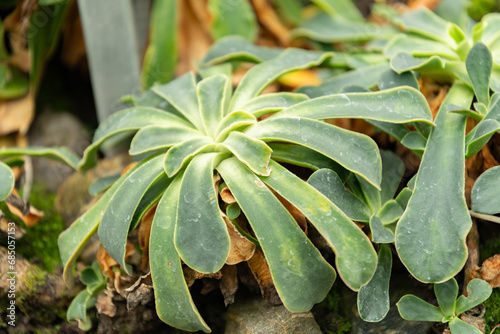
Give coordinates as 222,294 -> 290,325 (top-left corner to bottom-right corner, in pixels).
470,211 -> 500,224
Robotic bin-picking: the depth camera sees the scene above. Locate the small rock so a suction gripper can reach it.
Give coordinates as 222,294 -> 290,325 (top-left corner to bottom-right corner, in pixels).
225,296 -> 322,334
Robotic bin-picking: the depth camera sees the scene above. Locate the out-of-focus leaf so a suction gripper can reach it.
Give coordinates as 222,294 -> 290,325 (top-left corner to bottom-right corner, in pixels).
385,35 -> 459,60
312,0 -> 364,22
150,176 -> 211,333
0,161 -> 14,201
270,0 -> 302,25
466,42 -> 492,106
263,161 -> 377,290
378,69 -> 419,90
98,155 -> 165,275
175,153 -> 230,273
455,279 -> 493,314
471,166 -> 500,215
217,157 -> 336,311
397,295 -> 445,322
0,67 -> 29,99
142,0 -> 178,89
88,174 -> 120,196
308,169 -> 371,222
67,289 -> 97,331
245,117 -> 382,188
395,83 -> 474,283
238,92 -> 309,117
208,0 -> 257,42
358,244 -> 392,322
0,146 -> 79,170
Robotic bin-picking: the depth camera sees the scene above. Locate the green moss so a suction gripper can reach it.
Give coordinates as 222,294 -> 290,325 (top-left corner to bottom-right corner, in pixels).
17,184 -> 65,272
480,236 -> 500,263
313,285 -> 352,334
484,288 -> 500,333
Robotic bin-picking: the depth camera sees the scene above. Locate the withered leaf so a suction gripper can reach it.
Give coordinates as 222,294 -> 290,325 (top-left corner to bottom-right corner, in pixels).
97,243 -> 135,279
220,265 -> 238,306
95,292 -> 116,317
138,203 -> 157,271
247,248 -> 281,305
470,254 -> 500,288
223,213 -> 256,265
183,267 -> 222,288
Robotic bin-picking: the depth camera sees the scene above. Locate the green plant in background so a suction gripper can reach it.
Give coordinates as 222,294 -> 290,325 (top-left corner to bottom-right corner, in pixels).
0,46 -> 430,331
471,165 -> 500,222
397,278 -> 492,333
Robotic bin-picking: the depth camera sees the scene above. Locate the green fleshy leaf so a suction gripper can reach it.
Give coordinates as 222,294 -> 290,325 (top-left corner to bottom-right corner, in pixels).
262,161 -> 377,290
376,200 -> 404,226
367,120 -> 411,142
217,157 -> 336,311
395,83 -> 474,283
226,203 -> 241,220
270,143 -> 349,180
238,92 -> 309,118
129,125 -> 203,155
390,53 -> 446,75
448,318 -> 482,334
474,102 -> 488,116
215,111 -> 257,143
271,87 -> 433,125
67,290 -> 97,331
355,175 -> 381,213
88,174 -> 120,196
308,169 -> 371,222
208,0 -> 257,42
401,132 -> 427,155
0,67 -> 29,99
378,69 -> 419,90
466,42 -> 493,106
163,137 -> 216,177
292,12 -> 394,43
98,155 -> 166,274
296,63 -> 388,98
369,216 -> 395,243
380,150 -> 405,204
150,175 -> 211,333
312,0 -> 364,22
465,119 -> 500,158
0,147 -> 79,170
270,0 -> 302,25
357,244 -> 392,322
245,117 -> 382,189
221,132 -> 272,176
385,35 -> 460,60
230,48 -> 333,111
79,107 -> 192,170
434,278 -> 458,317
455,279 -> 493,315
175,153 -> 230,273
448,105 -> 484,122
395,188 -> 413,210
197,74 -> 230,137
471,166 -> 500,214
152,72 -> 204,132
202,36 -> 281,65
0,161 -> 14,201
397,295 -> 445,322
141,0 -> 178,89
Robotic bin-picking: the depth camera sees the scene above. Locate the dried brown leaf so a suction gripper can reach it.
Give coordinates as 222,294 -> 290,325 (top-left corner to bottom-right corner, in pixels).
0,218 -> 25,238
223,213 -> 256,265
5,191 -> 44,228
247,248 -> 281,305
408,0 -> 442,10
96,292 -> 116,317
250,0 -> 290,46
97,243 -> 135,279
183,267 -> 222,288
220,265 -> 239,306
220,187 -> 236,204
278,70 -> 321,89
464,220 -> 480,290
0,93 -> 35,136
470,254 -> 500,288
138,203 -> 157,271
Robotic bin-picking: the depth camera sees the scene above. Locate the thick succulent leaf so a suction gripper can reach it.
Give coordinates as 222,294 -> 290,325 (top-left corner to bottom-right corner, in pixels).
298,63 -> 390,98
0,161 -> 14,201
150,175 -> 211,333
197,74 -> 230,137
455,279 -> 493,314
465,119 -> 500,158
370,216 -> 395,243
270,0 -> 302,25
395,188 -> 413,210
215,111 -> 257,142
67,289 -> 97,331
208,0 -> 257,42
401,132 -> 426,156
378,69 -> 419,90
471,166 -> 500,214
397,295 -> 445,322
163,137 -> 216,177
199,63 -> 232,79
367,120 -> 411,142
312,0 -> 364,22
376,200 -> 404,226
395,83 -> 474,283
98,155 -> 165,274
58,162 -> 140,285
385,35 -> 460,60
0,147 -> 79,170
434,278 -> 458,317
175,153 -> 230,273
448,105 -> 484,121
88,174 -> 120,196
202,35 -> 281,65
79,107 -> 192,170
271,87 -> 433,125
396,8 -> 462,48
270,143 -> 349,180
230,49 -> 333,111
308,169 -> 371,222
245,117 -> 382,188
221,132 -> 272,176
380,150 -> 405,204
357,244 -> 393,322
141,0 -> 178,89
129,125 -> 203,155
237,92 -> 309,117
355,176 -> 381,213
152,72 -> 204,132
292,12 -> 395,43
217,157 -> 336,311
390,53 -> 446,74
466,42 -> 492,106
448,318 -> 482,334
261,161 -> 377,291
